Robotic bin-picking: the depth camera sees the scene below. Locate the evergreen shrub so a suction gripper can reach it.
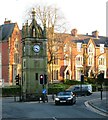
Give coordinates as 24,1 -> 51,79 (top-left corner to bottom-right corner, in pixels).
2,86 -> 20,97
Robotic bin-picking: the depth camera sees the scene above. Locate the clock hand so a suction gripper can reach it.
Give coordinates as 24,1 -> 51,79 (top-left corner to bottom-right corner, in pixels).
36,48 -> 39,50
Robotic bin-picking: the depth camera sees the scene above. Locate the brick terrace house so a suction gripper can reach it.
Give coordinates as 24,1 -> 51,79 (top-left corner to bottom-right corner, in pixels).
50,29 -> 108,82
0,20 -> 22,86
58,29 -> 90,81
71,31 -> 108,80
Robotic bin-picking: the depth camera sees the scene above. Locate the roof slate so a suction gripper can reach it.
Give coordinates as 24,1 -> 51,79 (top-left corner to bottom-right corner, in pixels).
71,35 -> 108,47
0,23 -> 15,41
93,37 -> 108,47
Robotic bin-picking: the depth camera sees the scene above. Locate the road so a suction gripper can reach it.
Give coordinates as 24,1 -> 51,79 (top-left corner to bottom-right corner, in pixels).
1,92 -> 107,120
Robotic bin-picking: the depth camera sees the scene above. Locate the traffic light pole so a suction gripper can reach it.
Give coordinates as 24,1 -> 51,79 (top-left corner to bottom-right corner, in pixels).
100,83 -> 103,100
40,74 -> 47,103
19,77 -> 22,102
42,84 -> 45,103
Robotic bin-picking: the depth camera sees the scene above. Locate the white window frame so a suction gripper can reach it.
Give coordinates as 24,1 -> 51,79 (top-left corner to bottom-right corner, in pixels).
88,56 -> 93,66
64,54 -> 68,66
88,43 -> 94,56
76,55 -> 83,66
100,44 -> 104,53
77,43 -> 82,52
98,56 -> 105,66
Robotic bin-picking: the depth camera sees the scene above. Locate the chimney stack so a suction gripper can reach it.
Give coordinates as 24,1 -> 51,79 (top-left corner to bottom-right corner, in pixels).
4,18 -> 11,24
71,29 -> 78,37
92,30 -> 99,39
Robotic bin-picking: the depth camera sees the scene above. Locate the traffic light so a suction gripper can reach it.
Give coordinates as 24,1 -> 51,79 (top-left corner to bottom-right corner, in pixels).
40,74 -> 47,84
44,74 -> 47,84
15,74 -> 19,85
40,74 -> 44,84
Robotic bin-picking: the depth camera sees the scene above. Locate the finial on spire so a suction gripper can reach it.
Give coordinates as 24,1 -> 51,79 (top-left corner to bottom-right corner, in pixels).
32,8 -> 36,19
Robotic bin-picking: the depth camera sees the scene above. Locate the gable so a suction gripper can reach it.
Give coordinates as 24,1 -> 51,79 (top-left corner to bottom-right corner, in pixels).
86,38 -> 95,49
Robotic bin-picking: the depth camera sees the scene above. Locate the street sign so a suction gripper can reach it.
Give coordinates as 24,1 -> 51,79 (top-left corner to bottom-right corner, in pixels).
42,89 -> 47,94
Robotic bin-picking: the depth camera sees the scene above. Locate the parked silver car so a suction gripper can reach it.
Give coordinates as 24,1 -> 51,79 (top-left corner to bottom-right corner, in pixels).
55,91 -> 76,105
67,84 -> 92,96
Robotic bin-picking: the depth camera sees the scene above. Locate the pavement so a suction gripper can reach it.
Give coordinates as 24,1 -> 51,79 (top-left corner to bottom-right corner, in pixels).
85,97 -> 108,117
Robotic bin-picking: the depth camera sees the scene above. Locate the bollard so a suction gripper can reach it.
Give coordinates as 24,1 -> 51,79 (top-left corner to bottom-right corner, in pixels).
39,97 -> 42,103
52,94 -> 54,101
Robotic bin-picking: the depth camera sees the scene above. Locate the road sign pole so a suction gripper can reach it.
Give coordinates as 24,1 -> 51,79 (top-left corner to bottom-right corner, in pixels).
80,74 -> 84,96
42,84 -> 45,103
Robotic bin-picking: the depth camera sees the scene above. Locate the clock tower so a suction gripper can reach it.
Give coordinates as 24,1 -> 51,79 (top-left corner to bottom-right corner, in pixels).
22,9 -> 47,101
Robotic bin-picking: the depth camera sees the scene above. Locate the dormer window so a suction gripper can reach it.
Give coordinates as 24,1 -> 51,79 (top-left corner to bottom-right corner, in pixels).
88,44 -> 93,52
88,43 -> 94,56
100,44 -> 104,53
77,43 -> 82,52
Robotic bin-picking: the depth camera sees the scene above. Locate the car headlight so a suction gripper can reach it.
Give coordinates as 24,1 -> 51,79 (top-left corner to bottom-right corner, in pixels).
67,97 -> 72,100
55,97 -> 59,101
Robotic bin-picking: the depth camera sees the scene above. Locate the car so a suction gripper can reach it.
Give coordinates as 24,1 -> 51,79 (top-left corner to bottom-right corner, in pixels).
55,91 -> 76,105
67,84 -> 92,96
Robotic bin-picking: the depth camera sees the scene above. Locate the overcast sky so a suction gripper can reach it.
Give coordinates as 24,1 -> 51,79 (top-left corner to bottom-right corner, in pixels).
0,0 -> 107,36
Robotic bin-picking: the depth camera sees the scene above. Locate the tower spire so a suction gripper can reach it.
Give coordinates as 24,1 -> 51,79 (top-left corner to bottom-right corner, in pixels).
32,8 -> 36,19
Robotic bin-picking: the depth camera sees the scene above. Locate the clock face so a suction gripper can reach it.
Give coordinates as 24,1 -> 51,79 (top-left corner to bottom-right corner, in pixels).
33,45 -> 40,53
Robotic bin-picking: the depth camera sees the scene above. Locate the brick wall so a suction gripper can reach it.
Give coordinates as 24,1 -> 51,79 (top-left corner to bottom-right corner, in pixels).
2,41 -> 9,83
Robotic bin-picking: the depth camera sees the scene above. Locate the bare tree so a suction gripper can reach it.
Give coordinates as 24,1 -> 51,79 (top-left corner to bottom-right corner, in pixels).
24,4 -> 68,32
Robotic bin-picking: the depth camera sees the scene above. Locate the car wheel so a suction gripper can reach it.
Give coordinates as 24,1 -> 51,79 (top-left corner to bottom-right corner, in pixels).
74,100 -> 76,104
55,102 -> 59,105
71,99 -> 74,105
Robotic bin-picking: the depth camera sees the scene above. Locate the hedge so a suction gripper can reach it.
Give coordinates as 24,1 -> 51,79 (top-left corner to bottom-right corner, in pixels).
64,79 -> 81,85
1,81 -> 101,97
48,83 -> 70,94
2,86 -> 20,97
48,87 -> 65,94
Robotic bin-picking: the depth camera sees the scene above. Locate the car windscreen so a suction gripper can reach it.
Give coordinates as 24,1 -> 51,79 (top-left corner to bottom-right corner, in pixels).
57,92 -> 71,96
